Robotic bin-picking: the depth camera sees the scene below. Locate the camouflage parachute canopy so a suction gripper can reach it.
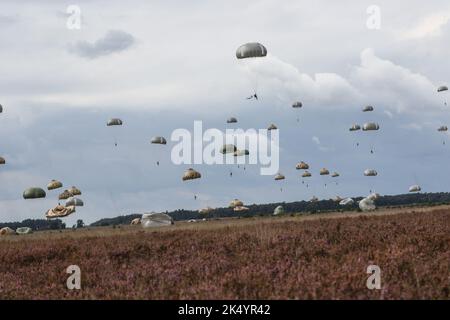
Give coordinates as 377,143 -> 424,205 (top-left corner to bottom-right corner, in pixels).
437,85 -> 448,92
236,42 -> 267,59
66,197 -> 84,207
409,185 -> 421,193
151,136 -> 167,144
0,157 -> 5,165
274,173 -> 285,180
438,126 -> 448,132
46,205 -> 76,219
227,117 -> 238,124
331,172 -> 340,177
362,122 -> 380,131
220,144 -> 237,154
267,124 -> 278,130
319,168 -> 330,175
362,105 -> 374,112
229,199 -> 244,208
23,187 -> 46,199
68,186 -> 81,196
364,169 -> 378,176
234,149 -> 249,157
107,118 -> 123,126
292,101 -> 302,108
58,190 -> 72,200
349,124 -> 361,131
47,179 -> 63,190
273,205 -> 284,215
302,171 -> 312,178
296,161 -> 309,170
182,168 -> 201,181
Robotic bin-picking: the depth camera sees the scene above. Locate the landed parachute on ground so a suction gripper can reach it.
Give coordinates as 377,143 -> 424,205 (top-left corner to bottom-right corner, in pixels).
409,185 -> 421,193
364,169 -> 378,176
236,42 -> 267,59
0,227 -> 15,236
66,197 -> 84,207
437,86 -> 448,92
302,171 -> 312,178
296,161 -> 309,170
233,206 -> 249,212
16,227 -> 33,235
130,218 -> 141,225
359,193 -> 379,211
23,187 -> 46,199
362,122 -> 379,131
47,179 -> 63,190
141,212 -> 173,228
362,105 -> 374,112
220,144 -> 237,154
319,168 -> 329,175
227,117 -> 238,124
229,199 -> 244,208
349,124 -> 361,131
273,205 -> 285,215
182,168 -> 201,181
151,136 -> 167,144
274,173 -> 285,180
46,205 -> 76,219
339,198 -> 354,206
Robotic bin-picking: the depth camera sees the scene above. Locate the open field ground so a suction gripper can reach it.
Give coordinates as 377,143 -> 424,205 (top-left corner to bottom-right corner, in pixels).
0,206 -> 449,299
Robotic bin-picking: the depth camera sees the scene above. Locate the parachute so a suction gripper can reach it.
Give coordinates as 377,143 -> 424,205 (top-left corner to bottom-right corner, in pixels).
151,136 -> 167,145
364,169 -> 378,176
319,168 -> 329,175
296,161 -> 309,170
0,227 -> 15,236
16,227 -> 33,235
331,172 -> 340,178
349,124 -> 361,131
46,205 -> 76,219
130,218 -> 141,225
292,101 -> 302,108
438,126 -> 448,132
362,122 -> 379,131
234,149 -> 249,157
302,171 -> 312,178
437,86 -> 448,92
409,185 -> 421,193
227,117 -> 238,124
267,124 -> 278,130
0,157 -> 5,165
359,193 -> 379,211
23,187 -> 46,199
236,42 -> 267,59
220,144 -> 237,154
47,179 -> 63,191
229,199 -> 244,208
274,173 -> 285,180
233,206 -> 249,212
339,198 -> 354,206
107,118 -> 123,126
182,168 -> 201,181
273,205 -> 285,215
362,106 -> 374,112
68,186 -> 81,196
66,197 -> 84,207
58,190 -> 72,200
0,104 -> 2,113
141,212 -> 174,228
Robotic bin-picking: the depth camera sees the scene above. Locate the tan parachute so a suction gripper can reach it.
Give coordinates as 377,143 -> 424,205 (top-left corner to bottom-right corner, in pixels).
47,179 -> 63,191
296,161 -> 309,170
46,205 -> 76,219
182,168 -> 202,181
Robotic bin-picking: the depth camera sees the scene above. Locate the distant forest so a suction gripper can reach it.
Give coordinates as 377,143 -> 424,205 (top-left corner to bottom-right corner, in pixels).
2,192 -> 449,231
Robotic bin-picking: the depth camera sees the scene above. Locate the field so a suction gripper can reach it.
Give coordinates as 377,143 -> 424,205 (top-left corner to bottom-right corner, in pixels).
0,206 -> 449,299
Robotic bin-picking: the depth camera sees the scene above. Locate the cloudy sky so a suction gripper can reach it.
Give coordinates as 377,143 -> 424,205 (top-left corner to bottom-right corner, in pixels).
1,0 -> 450,225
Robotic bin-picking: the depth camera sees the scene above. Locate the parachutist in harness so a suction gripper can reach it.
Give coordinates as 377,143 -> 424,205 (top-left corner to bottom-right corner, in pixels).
194,195 -> 197,200
115,142 -> 117,147
157,161 -> 160,166
230,171 -> 233,177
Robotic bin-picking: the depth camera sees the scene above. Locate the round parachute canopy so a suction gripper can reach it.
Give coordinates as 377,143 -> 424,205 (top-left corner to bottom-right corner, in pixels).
47,179 -> 63,191
107,118 -> 123,126
310,196 -> 319,202
182,168 -> 201,181
292,101 -> 302,108
236,42 -> 267,59
273,205 -> 285,215
438,126 -> 448,132
268,124 -> 278,130
66,197 -> 84,207
296,161 -> 309,170
359,196 -> 376,211
319,168 -> 329,175
151,136 -> 167,144
58,190 -> 72,200
46,205 -> 76,219
364,169 -> 378,176
362,105 -> 374,112
227,117 -> 238,124
141,212 -> 174,228
23,187 -> 46,199
199,207 -> 213,215
331,172 -> 340,177
362,122 -> 379,131
234,149 -> 249,157
274,173 -> 285,180
16,227 -> 33,235
339,198 -> 354,206
302,171 -> 312,177
349,124 -> 361,131
437,86 -> 448,92
409,185 -> 421,193
68,186 -> 81,196
229,199 -> 244,208
233,206 -> 249,212
0,157 -> 5,165
0,227 -> 15,236
220,144 -> 237,154
130,218 -> 141,225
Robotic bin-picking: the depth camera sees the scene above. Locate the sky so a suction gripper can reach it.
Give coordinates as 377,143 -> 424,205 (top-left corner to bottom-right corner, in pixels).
1,0 -> 450,225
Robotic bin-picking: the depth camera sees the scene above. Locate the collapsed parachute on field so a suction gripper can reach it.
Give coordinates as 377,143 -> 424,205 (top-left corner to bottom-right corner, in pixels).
236,42 -> 267,59
273,205 -> 284,215
437,86 -> 448,92
227,117 -> 238,124
0,157 -> 5,165
409,185 -> 421,193
233,206 -> 249,212
66,197 -> 84,207
267,124 -> 278,131
151,136 -> 167,144
362,106 -> 374,112
229,199 -> 244,208
68,186 -> 81,196
47,179 -> 63,190
302,171 -> 312,178
359,193 -> 379,211
46,205 -> 76,219
362,122 -> 379,131
349,124 -> 361,131
319,168 -> 329,175
296,161 -> 309,170
234,149 -> 249,156
438,126 -> 448,132
274,173 -> 285,180
130,218 -> 141,225
141,212 -> 173,228
0,227 -> 15,236
339,198 -> 354,206
23,187 -> 46,199
364,169 -> 377,176
16,227 -> 33,235
182,168 -> 201,181
220,144 -> 237,154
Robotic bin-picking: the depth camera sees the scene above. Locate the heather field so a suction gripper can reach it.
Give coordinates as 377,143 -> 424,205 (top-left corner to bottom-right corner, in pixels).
0,207 -> 449,299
